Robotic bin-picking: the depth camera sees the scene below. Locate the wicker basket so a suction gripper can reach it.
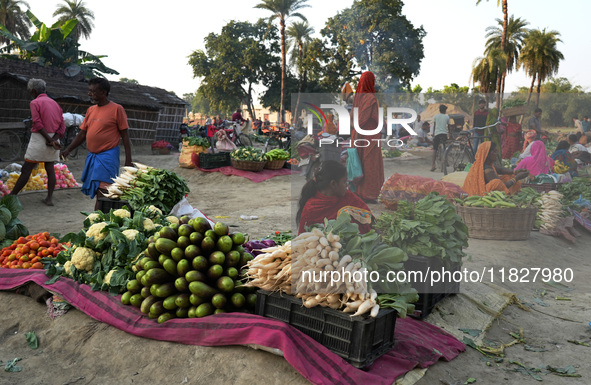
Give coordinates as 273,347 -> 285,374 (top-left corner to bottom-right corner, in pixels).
522,183 -> 559,193
231,159 -> 266,172
264,159 -> 286,170
456,205 -> 537,241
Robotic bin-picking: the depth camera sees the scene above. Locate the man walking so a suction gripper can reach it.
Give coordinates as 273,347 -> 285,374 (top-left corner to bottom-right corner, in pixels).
528,108 -> 543,139
472,99 -> 489,151
61,78 -> 132,209
10,79 -> 65,206
431,104 -> 450,171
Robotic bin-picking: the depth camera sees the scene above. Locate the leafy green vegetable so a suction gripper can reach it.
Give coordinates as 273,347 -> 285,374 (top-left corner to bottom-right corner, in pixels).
5,218 -> 28,240
183,136 -> 211,148
4,358 -> 22,372
25,332 -> 38,349
0,195 -> 23,219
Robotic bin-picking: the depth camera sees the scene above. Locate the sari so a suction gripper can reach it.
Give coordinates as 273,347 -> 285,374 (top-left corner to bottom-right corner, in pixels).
350,71 -> 385,201
514,141 -> 554,176
298,190 -> 372,234
462,142 -> 521,196
551,150 -> 578,177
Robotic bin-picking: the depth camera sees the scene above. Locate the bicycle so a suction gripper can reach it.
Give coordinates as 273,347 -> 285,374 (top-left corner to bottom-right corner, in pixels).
61,125 -> 86,159
263,129 -> 291,153
442,130 -> 491,175
0,120 -> 31,162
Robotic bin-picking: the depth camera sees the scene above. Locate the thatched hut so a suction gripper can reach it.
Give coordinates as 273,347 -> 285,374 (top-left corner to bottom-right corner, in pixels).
0,59 -> 187,145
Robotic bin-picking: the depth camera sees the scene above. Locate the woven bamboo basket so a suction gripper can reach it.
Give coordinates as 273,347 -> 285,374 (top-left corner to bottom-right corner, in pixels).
455,205 -> 537,241
264,159 -> 286,170
231,159 -> 266,172
522,183 -> 559,193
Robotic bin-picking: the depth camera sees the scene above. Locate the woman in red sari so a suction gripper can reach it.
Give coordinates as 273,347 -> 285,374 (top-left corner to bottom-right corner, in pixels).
350,71 -> 385,203
297,160 -> 373,234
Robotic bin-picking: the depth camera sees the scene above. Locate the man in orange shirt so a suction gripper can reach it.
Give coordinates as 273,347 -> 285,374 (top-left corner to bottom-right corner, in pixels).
62,78 -> 132,209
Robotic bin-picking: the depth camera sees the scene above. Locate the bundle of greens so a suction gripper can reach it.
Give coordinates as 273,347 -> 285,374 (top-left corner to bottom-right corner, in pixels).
375,193 -> 468,264
559,178 -> 591,206
0,195 -> 28,247
183,136 -> 211,148
106,162 -> 190,214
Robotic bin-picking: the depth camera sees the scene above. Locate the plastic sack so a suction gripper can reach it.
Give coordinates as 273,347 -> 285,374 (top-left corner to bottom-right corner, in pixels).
63,112 -> 75,127
379,173 -> 467,209
179,143 -> 207,169
169,197 -> 215,228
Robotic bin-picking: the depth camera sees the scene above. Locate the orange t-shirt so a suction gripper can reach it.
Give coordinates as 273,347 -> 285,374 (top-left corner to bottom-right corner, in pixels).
81,101 -> 129,153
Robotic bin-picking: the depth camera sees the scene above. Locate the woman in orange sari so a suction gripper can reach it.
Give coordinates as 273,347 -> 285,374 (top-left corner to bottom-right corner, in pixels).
350,71 -> 385,203
463,142 -> 529,196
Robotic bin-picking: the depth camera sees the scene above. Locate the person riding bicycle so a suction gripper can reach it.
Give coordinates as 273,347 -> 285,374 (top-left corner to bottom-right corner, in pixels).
231,108 -> 246,125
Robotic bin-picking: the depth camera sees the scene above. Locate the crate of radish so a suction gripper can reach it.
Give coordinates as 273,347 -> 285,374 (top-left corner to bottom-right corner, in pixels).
243,214 -> 418,367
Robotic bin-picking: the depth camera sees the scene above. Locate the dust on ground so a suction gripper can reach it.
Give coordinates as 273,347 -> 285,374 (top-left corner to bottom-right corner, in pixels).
1,147 -> 590,385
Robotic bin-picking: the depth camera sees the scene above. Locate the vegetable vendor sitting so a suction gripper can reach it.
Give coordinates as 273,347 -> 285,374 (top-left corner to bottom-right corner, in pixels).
297,160 -> 373,234
462,142 -> 529,196
514,140 -> 554,177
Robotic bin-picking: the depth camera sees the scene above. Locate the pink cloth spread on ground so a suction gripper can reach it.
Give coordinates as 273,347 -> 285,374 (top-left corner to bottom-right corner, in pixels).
197,166 -> 293,183
0,270 -> 464,385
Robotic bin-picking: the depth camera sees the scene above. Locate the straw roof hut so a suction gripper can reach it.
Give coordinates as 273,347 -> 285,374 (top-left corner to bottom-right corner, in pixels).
0,59 -> 188,145
418,103 -> 471,125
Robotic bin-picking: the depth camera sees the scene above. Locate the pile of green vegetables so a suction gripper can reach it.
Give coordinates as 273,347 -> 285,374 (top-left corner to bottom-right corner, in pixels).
120,168 -> 190,214
0,195 -> 28,248
456,188 -> 541,209
559,177 -> 591,205
375,193 -> 468,264
264,149 -> 290,161
183,137 -> 210,148
231,147 -> 264,162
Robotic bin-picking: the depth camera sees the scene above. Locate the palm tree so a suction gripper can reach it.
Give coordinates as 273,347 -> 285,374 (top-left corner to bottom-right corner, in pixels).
519,28 -> 563,107
471,50 -> 505,103
287,20 -> 313,125
255,0 -> 309,123
476,0 -> 508,50
484,15 -> 528,109
53,0 -> 94,41
0,0 -> 31,45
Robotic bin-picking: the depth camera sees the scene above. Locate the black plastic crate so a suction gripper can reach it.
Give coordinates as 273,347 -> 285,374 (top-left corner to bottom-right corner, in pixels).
256,290 -> 396,368
198,152 -> 231,169
97,197 -> 134,215
404,255 -> 461,319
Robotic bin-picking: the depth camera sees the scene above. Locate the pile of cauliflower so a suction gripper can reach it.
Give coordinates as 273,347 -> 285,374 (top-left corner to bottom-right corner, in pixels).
53,205 -> 178,292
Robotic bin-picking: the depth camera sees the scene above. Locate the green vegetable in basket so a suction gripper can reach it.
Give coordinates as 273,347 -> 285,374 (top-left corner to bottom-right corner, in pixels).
183,136 -> 210,148
264,149 -> 290,161
231,147 -> 264,162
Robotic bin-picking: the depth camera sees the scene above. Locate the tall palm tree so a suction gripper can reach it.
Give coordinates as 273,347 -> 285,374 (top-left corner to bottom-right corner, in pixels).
53,0 -> 94,41
255,0 -> 309,123
471,50 -> 505,103
0,0 -> 31,45
519,28 -> 563,107
287,20 -> 313,125
484,15 -> 528,109
476,0 -> 508,50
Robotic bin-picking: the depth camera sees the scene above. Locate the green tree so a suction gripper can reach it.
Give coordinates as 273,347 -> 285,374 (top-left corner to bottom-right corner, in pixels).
0,0 -> 31,45
519,28 -> 563,107
120,77 -> 138,84
287,20 -> 313,125
255,0 -> 309,123
484,15 -> 528,108
52,0 -> 94,41
188,19 -> 280,120
476,0 -> 508,51
322,0 -> 425,91
0,10 -> 117,78
471,49 -> 505,98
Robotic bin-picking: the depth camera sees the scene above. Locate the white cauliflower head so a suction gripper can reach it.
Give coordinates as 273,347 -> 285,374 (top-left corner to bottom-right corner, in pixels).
104,269 -> 116,285
63,260 -> 73,276
122,229 -> 139,241
87,222 -> 108,240
71,247 -> 97,271
113,209 -> 131,218
86,213 -> 101,223
166,216 -> 179,225
147,205 -> 163,215
142,218 -> 155,231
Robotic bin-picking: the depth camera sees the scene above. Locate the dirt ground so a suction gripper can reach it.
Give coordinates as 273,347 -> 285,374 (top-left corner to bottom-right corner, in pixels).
1,147 -> 591,385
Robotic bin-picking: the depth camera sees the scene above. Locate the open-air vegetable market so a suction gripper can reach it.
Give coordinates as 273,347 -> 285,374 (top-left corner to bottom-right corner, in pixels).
2,1 -> 591,384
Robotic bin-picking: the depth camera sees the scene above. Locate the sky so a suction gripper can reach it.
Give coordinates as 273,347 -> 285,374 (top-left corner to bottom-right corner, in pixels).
19,0 -> 591,101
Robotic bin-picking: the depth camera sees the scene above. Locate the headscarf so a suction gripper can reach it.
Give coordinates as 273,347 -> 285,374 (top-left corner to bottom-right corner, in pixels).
351,72 -> 378,134
462,142 -> 492,196
515,141 -> 553,176
523,130 -> 536,152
